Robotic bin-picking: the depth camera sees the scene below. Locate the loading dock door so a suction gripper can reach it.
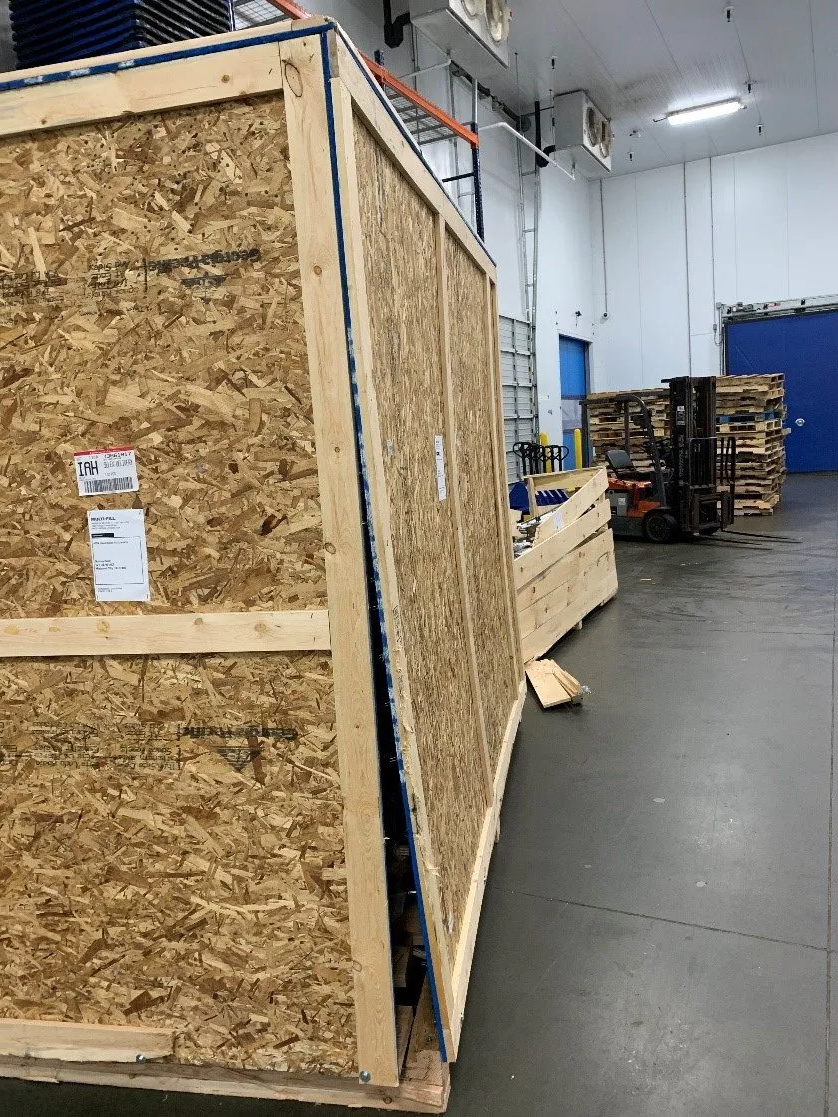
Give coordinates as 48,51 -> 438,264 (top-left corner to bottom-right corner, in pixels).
726,310 -> 838,473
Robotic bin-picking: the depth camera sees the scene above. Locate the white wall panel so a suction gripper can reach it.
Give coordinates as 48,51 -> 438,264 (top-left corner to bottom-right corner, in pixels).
595,176 -> 643,393
535,166 -> 595,442
685,158 -> 716,372
787,135 -> 838,298
709,155 -> 737,306
636,165 -> 690,387
595,130 -> 838,392
731,146 -> 790,303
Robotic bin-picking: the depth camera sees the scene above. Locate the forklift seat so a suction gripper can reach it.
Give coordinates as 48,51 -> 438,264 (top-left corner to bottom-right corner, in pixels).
606,448 -> 653,483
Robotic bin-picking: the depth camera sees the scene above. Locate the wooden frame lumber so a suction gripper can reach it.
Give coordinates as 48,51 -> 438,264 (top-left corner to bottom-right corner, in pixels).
331,31 -> 494,277
449,679 -> 526,1024
525,661 -> 583,709
514,499 -> 612,588
521,556 -> 618,663
280,31 -> 399,1088
526,465 -> 606,519
0,610 -> 330,657
0,1021 -> 174,1064
0,19 -> 334,140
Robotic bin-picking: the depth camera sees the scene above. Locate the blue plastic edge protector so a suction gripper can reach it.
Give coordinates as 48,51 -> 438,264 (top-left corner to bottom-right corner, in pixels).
0,21 -> 332,93
332,24 -> 496,267
317,30 -> 450,1066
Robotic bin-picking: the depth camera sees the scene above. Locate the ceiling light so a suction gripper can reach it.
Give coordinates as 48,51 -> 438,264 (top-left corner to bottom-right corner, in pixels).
667,98 -> 743,126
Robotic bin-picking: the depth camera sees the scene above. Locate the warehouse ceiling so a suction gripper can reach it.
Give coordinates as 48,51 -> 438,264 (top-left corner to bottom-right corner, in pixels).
236,0 -> 838,176
489,0 -> 838,175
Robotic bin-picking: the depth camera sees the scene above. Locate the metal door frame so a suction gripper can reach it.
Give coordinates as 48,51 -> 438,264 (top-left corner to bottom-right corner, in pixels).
718,295 -> 838,375
559,333 -> 592,468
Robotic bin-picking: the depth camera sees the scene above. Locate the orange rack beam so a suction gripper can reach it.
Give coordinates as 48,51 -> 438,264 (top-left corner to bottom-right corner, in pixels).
263,0 -> 479,149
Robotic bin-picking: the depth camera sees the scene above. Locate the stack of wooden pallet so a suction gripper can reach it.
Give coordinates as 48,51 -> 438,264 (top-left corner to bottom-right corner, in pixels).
513,468 -> 618,664
587,376 -> 787,516
716,375 -> 787,515
587,388 -> 668,471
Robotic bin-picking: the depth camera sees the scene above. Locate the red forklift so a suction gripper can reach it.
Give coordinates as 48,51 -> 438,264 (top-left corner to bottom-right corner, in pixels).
605,376 -> 737,543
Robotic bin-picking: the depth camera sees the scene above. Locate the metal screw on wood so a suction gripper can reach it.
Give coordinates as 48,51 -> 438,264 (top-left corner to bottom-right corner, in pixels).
359,1070 -> 371,1084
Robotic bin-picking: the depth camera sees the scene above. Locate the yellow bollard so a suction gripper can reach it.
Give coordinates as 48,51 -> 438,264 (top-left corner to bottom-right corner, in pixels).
539,431 -> 552,473
574,427 -> 583,471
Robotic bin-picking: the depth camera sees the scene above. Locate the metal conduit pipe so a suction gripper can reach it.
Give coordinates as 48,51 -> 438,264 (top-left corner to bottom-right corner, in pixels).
479,121 -> 576,180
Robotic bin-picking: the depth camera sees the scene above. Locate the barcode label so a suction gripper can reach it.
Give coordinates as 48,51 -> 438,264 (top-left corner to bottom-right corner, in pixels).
81,476 -> 135,495
74,447 -> 139,497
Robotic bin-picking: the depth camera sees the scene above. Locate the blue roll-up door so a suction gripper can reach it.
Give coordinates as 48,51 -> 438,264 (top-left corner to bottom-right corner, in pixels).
726,310 -> 838,473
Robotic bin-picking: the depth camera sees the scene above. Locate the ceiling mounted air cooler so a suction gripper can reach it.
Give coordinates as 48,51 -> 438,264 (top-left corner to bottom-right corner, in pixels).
410,0 -> 510,75
553,90 -> 613,175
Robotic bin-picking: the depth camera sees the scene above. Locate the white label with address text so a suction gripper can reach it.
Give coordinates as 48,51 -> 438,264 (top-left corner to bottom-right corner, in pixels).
74,447 -> 139,497
434,435 -> 448,501
87,509 -> 150,602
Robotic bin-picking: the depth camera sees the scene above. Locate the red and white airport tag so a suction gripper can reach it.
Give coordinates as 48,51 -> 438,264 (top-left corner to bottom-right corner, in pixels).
74,447 -> 139,497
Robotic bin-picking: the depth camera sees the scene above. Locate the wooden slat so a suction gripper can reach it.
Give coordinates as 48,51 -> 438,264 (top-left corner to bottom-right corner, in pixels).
514,499 -> 612,589
521,560 -> 619,662
0,21 -> 338,140
449,680 -> 526,1026
0,610 -> 330,658
517,529 -> 614,623
0,1021 -> 173,1064
532,470 -> 609,539
0,1056 -> 449,1112
519,548 -> 616,641
280,36 -> 399,1088
525,660 -> 582,709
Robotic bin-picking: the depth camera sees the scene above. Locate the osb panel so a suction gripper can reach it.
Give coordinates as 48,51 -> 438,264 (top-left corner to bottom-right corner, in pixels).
0,652 -> 356,1075
0,97 -> 356,1073
354,122 -> 488,951
445,237 -> 518,771
0,94 -> 324,617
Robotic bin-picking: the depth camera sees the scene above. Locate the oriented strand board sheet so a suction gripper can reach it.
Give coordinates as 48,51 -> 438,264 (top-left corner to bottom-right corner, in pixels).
354,123 -> 489,950
445,236 -> 518,771
0,652 -> 355,1075
0,96 -> 323,616
0,95 -> 357,1074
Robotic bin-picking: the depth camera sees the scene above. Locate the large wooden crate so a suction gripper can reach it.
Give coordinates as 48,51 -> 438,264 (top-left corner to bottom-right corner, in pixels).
0,15 -> 524,1112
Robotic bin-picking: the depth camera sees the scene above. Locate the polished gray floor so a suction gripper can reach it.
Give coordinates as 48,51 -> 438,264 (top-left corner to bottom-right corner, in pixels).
1,473 -> 835,1116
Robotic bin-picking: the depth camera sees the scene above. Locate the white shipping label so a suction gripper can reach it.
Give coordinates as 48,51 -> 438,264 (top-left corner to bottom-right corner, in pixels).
87,509 -> 150,602
74,447 -> 139,497
434,435 -> 448,501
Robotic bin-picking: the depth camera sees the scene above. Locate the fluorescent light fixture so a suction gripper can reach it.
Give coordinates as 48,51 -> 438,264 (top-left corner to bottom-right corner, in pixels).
667,98 -> 743,126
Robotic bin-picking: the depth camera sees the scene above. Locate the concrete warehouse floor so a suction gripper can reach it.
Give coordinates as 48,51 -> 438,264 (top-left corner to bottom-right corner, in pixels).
1,472 -> 836,1116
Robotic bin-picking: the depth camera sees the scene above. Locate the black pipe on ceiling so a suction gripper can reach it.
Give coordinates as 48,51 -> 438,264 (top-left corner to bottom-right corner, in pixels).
383,0 -> 411,49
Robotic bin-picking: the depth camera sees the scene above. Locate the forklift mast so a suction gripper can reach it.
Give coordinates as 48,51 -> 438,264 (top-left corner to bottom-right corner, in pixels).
668,376 -> 736,534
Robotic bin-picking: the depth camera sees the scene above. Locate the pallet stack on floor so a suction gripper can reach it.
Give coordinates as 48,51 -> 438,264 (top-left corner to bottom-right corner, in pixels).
587,375 -> 787,517
715,375 -> 787,515
587,388 -> 667,472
